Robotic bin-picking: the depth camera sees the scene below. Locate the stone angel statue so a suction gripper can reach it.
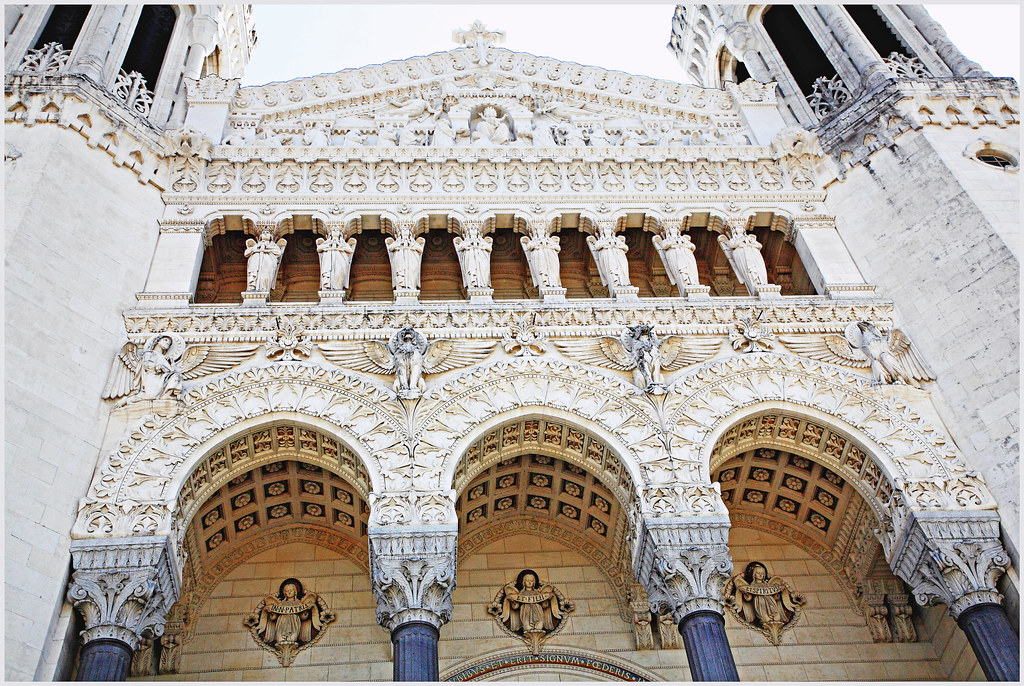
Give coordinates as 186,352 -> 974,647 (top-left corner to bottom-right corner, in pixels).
488,570 -> 574,655
320,327 -> 494,399
102,333 -> 259,403
555,325 -> 721,394
244,230 -> 287,292
779,321 -> 933,387
723,561 -> 805,645
244,578 -> 335,667
316,226 -> 356,292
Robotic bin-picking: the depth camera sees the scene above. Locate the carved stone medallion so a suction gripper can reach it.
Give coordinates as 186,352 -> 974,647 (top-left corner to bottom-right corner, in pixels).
488,569 -> 575,654
243,578 -> 335,666
722,561 -> 805,645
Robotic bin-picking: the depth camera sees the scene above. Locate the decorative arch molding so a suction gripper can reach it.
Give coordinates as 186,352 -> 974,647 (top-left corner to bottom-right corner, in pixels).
175,523 -> 367,643
448,410 -> 639,511
459,517 -> 633,622
441,647 -> 661,682
418,358 -> 661,496
72,364 -> 404,546
664,353 -> 997,556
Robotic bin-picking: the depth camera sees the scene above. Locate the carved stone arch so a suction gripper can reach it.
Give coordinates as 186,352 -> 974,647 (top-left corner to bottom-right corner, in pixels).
73,365 -> 405,543
417,358 -> 661,494
666,354 -> 996,554
442,646 -> 663,682
447,409 -> 639,511
170,417 -> 376,538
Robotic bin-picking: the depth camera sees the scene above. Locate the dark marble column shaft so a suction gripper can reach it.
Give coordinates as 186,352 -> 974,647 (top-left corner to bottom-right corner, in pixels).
678,610 -> 740,681
957,603 -> 1020,681
76,638 -> 134,681
391,621 -> 440,681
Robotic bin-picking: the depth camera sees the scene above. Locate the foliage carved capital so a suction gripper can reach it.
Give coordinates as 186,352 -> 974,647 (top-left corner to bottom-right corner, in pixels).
368,526 -> 458,631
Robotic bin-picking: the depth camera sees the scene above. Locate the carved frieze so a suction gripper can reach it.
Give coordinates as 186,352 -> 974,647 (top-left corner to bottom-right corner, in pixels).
488,569 -> 575,654
244,578 -> 335,666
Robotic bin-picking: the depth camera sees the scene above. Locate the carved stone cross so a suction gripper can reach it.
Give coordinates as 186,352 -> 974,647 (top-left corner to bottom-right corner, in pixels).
452,21 -> 506,66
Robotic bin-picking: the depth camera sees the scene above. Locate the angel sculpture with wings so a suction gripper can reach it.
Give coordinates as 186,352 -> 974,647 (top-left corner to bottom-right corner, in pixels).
320,327 -> 494,399
244,230 -> 287,293
779,321 -> 933,388
555,325 -> 722,394
244,578 -> 335,667
102,333 -> 259,404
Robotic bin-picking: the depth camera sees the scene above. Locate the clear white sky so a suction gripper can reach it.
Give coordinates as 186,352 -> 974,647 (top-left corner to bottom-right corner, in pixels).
239,4 -> 1020,87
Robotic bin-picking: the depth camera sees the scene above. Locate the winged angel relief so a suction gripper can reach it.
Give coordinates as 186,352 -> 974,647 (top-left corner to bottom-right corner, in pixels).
780,321 -> 933,387
102,333 -> 259,404
555,325 -> 721,394
320,327 -> 493,399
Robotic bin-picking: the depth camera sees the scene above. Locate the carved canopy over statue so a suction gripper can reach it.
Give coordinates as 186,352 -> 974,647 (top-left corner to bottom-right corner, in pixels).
723,562 -> 805,645
244,578 -> 335,667
488,569 -> 574,654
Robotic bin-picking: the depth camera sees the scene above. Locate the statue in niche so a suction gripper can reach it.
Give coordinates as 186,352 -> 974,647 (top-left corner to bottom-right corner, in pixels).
488,569 -> 574,654
320,327 -> 494,400
244,578 -> 335,667
586,224 -> 631,289
453,227 -> 493,289
471,106 -> 511,146
717,224 -> 768,296
653,225 -> 701,291
102,333 -> 259,404
316,227 -> 356,291
384,223 -> 425,291
244,230 -> 287,292
521,225 -> 562,288
723,562 -> 805,645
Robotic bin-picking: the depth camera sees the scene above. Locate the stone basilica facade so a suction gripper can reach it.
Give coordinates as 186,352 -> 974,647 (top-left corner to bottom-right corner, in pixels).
4,4 -> 1020,682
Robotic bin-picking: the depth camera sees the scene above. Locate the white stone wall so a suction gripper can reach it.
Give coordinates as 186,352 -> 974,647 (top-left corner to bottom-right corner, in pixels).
823,126 -> 1020,559
4,123 -> 162,680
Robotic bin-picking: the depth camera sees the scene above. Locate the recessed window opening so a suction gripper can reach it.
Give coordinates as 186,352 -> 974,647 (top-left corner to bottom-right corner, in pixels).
33,5 -> 90,50
976,150 -> 1017,169
120,5 -> 176,88
762,6 -> 838,95
844,5 -> 913,60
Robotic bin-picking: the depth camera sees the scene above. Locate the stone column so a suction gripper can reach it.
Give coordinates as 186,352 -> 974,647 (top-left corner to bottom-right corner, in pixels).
369,525 -> 457,681
183,10 -> 219,79
634,514 -> 739,681
136,218 -> 207,309
790,216 -> 874,299
892,512 -> 1018,682
66,536 -> 179,682
68,5 -> 126,85
815,5 -> 891,88
898,5 -> 989,78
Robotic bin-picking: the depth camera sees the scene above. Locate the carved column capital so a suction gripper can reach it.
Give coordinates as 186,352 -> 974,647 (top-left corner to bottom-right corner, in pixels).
369,525 -> 458,632
890,512 -> 1009,618
66,537 -> 180,650
634,517 -> 733,621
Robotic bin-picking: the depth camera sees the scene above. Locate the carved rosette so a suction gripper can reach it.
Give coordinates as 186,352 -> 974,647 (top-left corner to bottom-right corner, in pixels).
891,513 -> 1010,619
369,526 -> 458,631
634,517 -> 733,621
66,537 -> 179,650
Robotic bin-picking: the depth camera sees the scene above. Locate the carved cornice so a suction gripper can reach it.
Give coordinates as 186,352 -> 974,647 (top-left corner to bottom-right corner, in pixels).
368,525 -> 458,631
67,536 -> 179,649
889,511 -> 1010,618
5,75 -> 168,188
633,515 -> 733,620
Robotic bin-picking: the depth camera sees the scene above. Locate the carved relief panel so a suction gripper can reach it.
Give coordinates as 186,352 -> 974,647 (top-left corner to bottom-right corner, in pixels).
243,577 -> 335,666
723,561 -> 805,645
488,569 -> 575,654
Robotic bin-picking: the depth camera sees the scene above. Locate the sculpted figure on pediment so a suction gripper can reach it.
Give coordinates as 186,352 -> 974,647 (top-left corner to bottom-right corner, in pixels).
534,96 -> 598,121
619,126 -> 654,147
253,124 -> 285,147
471,106 -> 511,146
316,227 -> 356,291
432,113 -> 457,146
377,121 -> 400,146
300,126 -> 329,147
386,93 -> 439,120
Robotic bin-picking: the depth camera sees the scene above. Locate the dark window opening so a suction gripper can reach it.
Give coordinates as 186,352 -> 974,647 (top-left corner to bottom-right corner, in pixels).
120,4 -> 176,88
33,5 -> 90,50
490,227 -> 533,300
272,230 -> 320,303
762,6 -> 838,95
419,228 -> 464,301
347,229 -> 393,301
844,5 -> 912,60
736,60 -> 750,82
976,151 -> 1016,169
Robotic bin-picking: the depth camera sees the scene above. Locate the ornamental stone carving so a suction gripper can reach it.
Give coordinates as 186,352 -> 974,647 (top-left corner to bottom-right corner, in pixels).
891,513 -> 1010,619
730,315 -> 776,353
723,561 -> 806,645
385,222 -> 425,295
244,578 -> 335,666
101,333 -> 259,404
453,220 -> 493,292
66,537 -> 179,650
244,230 -> 287,293
316,226 -> 356,293
653,221 -> 701,293
488,569 -> 575,654
369,526 -> 458,630
634,515 -> 733,621
718,221 -> 769,297
264,321 -> 313,361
